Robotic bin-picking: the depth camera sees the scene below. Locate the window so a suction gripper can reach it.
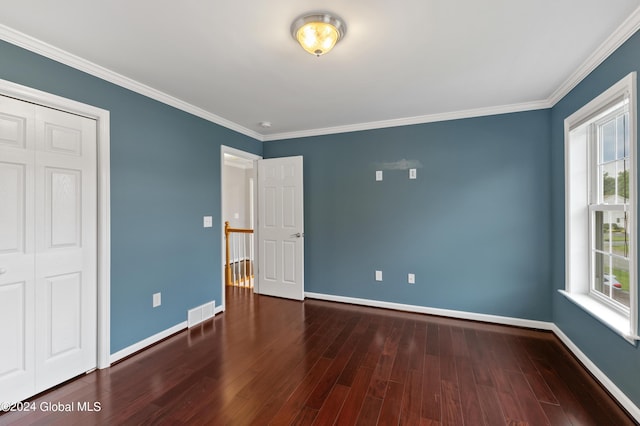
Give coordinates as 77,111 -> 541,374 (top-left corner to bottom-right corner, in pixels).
564,72 -> 638,342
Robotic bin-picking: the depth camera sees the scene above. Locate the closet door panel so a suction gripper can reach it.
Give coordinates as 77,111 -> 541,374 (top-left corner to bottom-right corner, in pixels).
34,105 -> 97,392
0,96 -> 36,404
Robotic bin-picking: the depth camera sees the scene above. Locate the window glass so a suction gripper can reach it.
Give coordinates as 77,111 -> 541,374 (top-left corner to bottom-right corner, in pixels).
602,120 -> 616,162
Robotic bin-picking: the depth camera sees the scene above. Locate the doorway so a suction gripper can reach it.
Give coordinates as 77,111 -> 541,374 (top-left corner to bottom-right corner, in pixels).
220,146 -> 261,311
220,148 -> 306,309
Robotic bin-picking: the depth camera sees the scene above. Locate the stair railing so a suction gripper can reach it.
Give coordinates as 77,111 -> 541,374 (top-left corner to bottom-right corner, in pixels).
224,221 -> 254,287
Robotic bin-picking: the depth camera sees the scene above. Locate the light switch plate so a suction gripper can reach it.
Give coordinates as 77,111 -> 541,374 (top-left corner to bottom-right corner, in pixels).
409,168 -> 417,179
375,270 -> 383,281
203,216 -> 213,228
376,170 -> 383,181
408,273 -> 415,284
153,292 -> 161,307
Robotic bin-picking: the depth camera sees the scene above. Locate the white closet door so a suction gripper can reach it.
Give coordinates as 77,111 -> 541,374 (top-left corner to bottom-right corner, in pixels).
0,95 -> 97,403
0,96 -> 36,404
34,106 -> 97,392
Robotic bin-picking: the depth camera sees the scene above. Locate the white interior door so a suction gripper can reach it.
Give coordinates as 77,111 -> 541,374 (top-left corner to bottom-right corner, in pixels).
0,95 -> 97,404
257,156 -> 304,300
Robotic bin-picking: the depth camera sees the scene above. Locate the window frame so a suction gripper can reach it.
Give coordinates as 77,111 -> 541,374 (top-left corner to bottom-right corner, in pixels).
563,72 -> 638,344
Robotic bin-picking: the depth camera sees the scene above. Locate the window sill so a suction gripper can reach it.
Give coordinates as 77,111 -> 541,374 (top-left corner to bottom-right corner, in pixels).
559,290 -> 638,345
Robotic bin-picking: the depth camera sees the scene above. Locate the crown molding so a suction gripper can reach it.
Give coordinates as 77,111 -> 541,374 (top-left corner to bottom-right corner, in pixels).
0,24 -> 264,141
262,100 -> 551,141
547,5 -> 640,106
2,6 -> 640,143
267,7 -> 640,142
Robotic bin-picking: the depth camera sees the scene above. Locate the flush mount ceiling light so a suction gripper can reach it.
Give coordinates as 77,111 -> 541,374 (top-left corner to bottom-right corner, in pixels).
291,12 -> 347,57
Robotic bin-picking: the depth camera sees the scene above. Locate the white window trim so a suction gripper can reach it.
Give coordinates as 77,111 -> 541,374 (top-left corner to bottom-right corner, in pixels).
563,72 -> 638,344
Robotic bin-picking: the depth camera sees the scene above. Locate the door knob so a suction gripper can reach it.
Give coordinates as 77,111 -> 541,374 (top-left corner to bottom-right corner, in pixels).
290,233 -> 304,238
0,267 -> 7,275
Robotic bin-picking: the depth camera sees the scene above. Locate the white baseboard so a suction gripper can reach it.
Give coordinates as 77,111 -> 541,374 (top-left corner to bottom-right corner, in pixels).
551,325 -> 640,421
109,303 -> 225,365
304,292 -> 554,330
109,321 -> 187,364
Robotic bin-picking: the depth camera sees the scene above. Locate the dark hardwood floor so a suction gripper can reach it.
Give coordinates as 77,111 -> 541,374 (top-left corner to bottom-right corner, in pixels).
0,287 -> 635,425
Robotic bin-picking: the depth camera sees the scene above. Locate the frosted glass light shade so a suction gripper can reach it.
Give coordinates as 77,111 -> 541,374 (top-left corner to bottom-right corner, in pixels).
291,13 -> 346,57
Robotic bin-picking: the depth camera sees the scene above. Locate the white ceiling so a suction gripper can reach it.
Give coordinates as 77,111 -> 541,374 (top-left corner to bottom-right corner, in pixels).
1,1 -> 639,141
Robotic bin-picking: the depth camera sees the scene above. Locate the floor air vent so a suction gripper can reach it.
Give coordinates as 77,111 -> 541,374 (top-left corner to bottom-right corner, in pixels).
188,301 -> 215,328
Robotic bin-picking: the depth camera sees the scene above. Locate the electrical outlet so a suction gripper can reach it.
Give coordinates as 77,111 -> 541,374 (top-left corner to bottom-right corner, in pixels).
376,170 -> 383,181
203,216 -> 213,228
408,273 -> 415,284
153,292 -> 161,307
375,270 -> 383,281
409,168 -> 417,179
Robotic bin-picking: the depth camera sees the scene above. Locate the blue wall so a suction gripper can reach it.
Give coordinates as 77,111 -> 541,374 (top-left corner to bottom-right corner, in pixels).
264,111 -> 552,321
0,40 -> 262,353
550,31 -> 640,405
